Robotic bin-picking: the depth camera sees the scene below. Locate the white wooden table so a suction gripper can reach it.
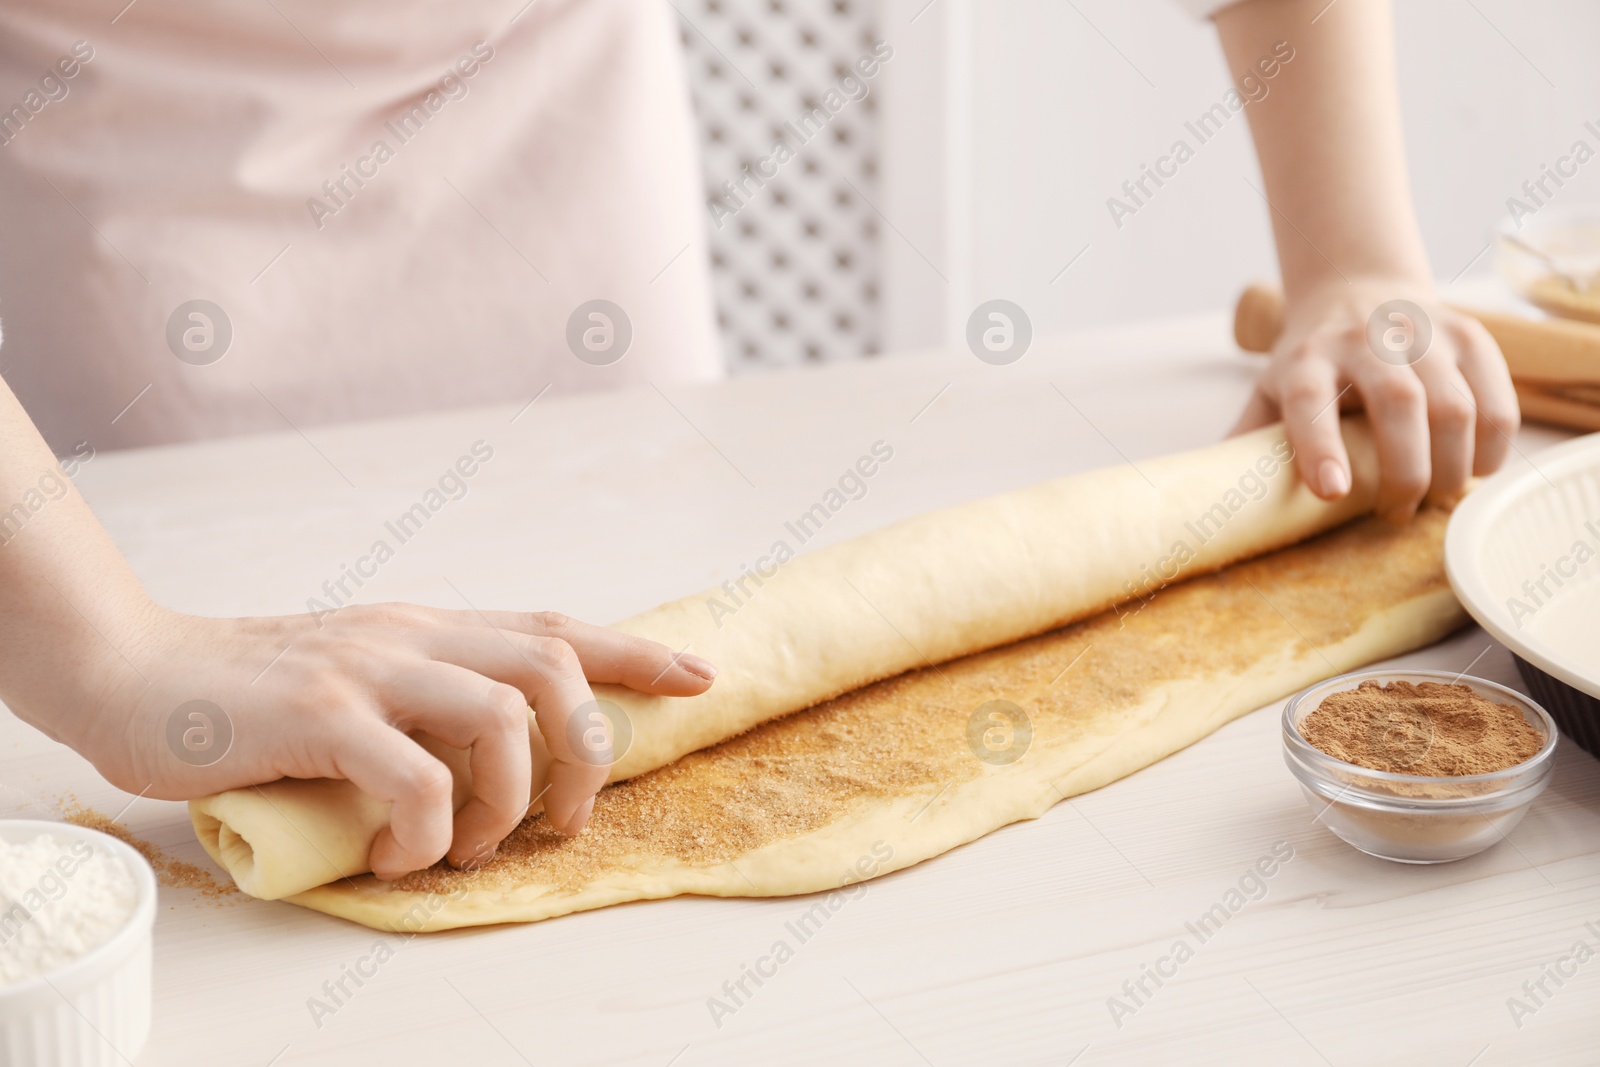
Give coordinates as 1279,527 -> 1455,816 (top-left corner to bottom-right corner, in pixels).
2,312 -> 1592,1066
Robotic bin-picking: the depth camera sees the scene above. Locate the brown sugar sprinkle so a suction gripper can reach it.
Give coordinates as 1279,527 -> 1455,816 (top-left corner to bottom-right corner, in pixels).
62,803 -> 238,899
396,691 -> 961,897
1301,680 -> 1545,776
391,510 -> 1455,900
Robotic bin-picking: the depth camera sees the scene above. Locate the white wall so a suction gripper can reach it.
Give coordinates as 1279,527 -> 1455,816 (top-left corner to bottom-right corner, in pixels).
879,0 -> 1600,352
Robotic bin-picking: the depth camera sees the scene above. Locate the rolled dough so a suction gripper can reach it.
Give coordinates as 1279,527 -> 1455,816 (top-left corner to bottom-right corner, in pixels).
289,508 -> 1466,931
192,421 -> 1384,900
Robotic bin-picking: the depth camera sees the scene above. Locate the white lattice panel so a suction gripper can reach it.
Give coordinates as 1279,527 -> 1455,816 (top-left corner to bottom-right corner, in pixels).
676,0 -> 884,370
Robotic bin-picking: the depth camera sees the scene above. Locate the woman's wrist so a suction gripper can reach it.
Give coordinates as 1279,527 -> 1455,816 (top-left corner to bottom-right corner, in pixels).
1280,269 -> 1438,335
9,590 -> 170,757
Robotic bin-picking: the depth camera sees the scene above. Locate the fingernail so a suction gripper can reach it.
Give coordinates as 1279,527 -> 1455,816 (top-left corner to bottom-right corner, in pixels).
677,653 -> 718,681
1318,459 -> 1350,498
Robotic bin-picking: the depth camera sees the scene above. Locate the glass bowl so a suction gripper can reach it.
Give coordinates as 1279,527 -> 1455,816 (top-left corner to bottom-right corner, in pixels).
1496,203 -> 1600,323
1282,670 -> 1558,864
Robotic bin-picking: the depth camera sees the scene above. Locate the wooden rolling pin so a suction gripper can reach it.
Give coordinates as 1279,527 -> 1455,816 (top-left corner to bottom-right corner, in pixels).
1233,281 -> 1600,432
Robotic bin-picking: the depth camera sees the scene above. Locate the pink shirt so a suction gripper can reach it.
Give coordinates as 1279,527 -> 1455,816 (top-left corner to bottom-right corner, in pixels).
0,0 -> 721,452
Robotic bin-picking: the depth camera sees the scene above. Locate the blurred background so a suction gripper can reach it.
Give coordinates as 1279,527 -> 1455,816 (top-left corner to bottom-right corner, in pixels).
679,0 -> 1600,370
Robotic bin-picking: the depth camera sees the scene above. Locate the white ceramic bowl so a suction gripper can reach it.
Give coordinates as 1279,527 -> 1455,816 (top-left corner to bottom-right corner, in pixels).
0,820 -> 156,1067
1445,433 -> 1600,754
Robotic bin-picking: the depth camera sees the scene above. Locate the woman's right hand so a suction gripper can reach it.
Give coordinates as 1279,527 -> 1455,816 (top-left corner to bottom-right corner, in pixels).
0,374 -> 716,882
43,602 -> 717,881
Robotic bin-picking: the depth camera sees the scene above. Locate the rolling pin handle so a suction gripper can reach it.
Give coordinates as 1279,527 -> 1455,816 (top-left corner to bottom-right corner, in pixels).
1234,281 -> 1286,354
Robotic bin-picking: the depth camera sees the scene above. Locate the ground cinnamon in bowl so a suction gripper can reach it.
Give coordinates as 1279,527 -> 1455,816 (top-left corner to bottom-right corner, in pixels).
1300,679 -> 1545,776
1283,672 -> 1558,863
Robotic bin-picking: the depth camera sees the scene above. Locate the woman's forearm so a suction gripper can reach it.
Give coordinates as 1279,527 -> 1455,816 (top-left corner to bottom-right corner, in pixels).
0,375 -> 153,742
1216,0 -> 1433,300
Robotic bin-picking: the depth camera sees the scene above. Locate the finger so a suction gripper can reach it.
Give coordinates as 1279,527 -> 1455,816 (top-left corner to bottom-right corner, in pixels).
1272,354 -> 1352,499
330,722 -> 456,881
379,662 -> 533,870
516,613 -> 717,694
1348,358 -> 1431,523
425,610 -> 716,696
1229,387 -> 1279,437
420,627 -> 610,835
1450,317 -> 1520,475
1410,346 -> 1477,507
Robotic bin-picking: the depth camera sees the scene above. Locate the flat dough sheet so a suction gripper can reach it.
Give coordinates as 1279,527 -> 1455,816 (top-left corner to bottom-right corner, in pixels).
288,509 -> 1465,932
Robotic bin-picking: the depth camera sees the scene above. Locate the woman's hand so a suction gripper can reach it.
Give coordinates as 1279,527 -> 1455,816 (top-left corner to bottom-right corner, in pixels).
0,369 -> 714,883
55,603 -> 715,881
1232,277 -> 1519,522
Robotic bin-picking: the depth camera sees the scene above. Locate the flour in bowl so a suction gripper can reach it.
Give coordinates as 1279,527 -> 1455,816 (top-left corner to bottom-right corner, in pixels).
0,832 -> 138,986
